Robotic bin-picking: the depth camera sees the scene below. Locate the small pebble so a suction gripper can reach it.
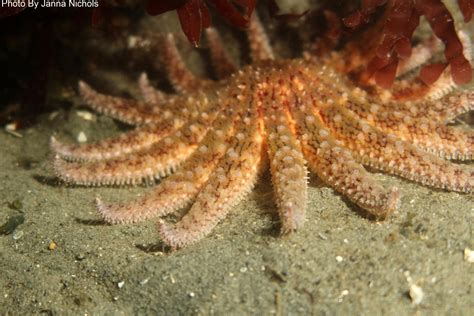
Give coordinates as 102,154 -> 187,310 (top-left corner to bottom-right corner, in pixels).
4,122 -> 22,138
48,111 -> 59,120
127,35 -> 151,48
409,284 -> 424,305
77,131 -> 87,143
48,241 -> 57,250
464,248 -> 474,263
12,230 -> 24,240
76,111 -> 95,121
75,253 -> 86,261
337,289 -> 349,302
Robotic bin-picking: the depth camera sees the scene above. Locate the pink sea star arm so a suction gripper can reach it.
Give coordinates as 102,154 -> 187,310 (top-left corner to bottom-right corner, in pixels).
247,13 -> 274,62
352,89 -> 474,124
436,91 -> 474,123
161,34 -> 212,94
205,28 -> 237,79
54,81 -> 218,162
319,53 -> 473,126
357,91 -> 474,127
345,94 -> 474,160
78,81 -> 165,125
369,114 -> 473,161
50,123 -> 180,162
263,83 -> 308,233
53,111 -> 216,186
320,103 -> 473,193
96,112 -> 237,224
138,72 -> 167,105
158,110 -> 264,249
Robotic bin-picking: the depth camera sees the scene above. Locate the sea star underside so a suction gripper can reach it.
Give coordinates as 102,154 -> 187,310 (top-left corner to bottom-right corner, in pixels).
51,15 -> 474,249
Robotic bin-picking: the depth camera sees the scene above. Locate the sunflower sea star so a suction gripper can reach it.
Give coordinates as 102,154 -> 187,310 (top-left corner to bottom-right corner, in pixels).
51,15 -> 473,249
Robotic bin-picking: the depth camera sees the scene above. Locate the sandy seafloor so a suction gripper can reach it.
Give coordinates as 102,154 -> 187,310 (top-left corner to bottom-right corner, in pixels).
1,6 -> 474,316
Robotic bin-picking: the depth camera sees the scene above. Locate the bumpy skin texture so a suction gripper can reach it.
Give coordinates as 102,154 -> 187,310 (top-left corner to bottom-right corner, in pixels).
51,15 -> 473,249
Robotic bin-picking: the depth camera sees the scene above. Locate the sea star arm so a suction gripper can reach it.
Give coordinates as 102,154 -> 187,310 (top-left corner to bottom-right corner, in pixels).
96,112 -> 237,224
263,88 -> 308,233
373,117 -> 473,161
157,102 -> 264,248
50,95 -> 218,164
53,111 -> 216,186
205,28 -> 237,79
161,34 -> 212,94
50,122 -> 180,162
346,94 -> 474,160
78,81 -> 166,125
399,66 -> 458,101
247,13 -> 274,62
432,90 -> 474,123
380,90 -> 473,123
138,72 -> 166,104
321,103 -> 473,193
291,104 -> 400,219
382,118 -> 472,161
56,82 -> 218,162
349,87 -> 474,125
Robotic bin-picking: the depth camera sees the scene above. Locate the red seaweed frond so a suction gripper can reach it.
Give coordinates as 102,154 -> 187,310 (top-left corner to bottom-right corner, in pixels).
147,0 -> 256,46
344,0 -> 473,88
458,0 -> 474,22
